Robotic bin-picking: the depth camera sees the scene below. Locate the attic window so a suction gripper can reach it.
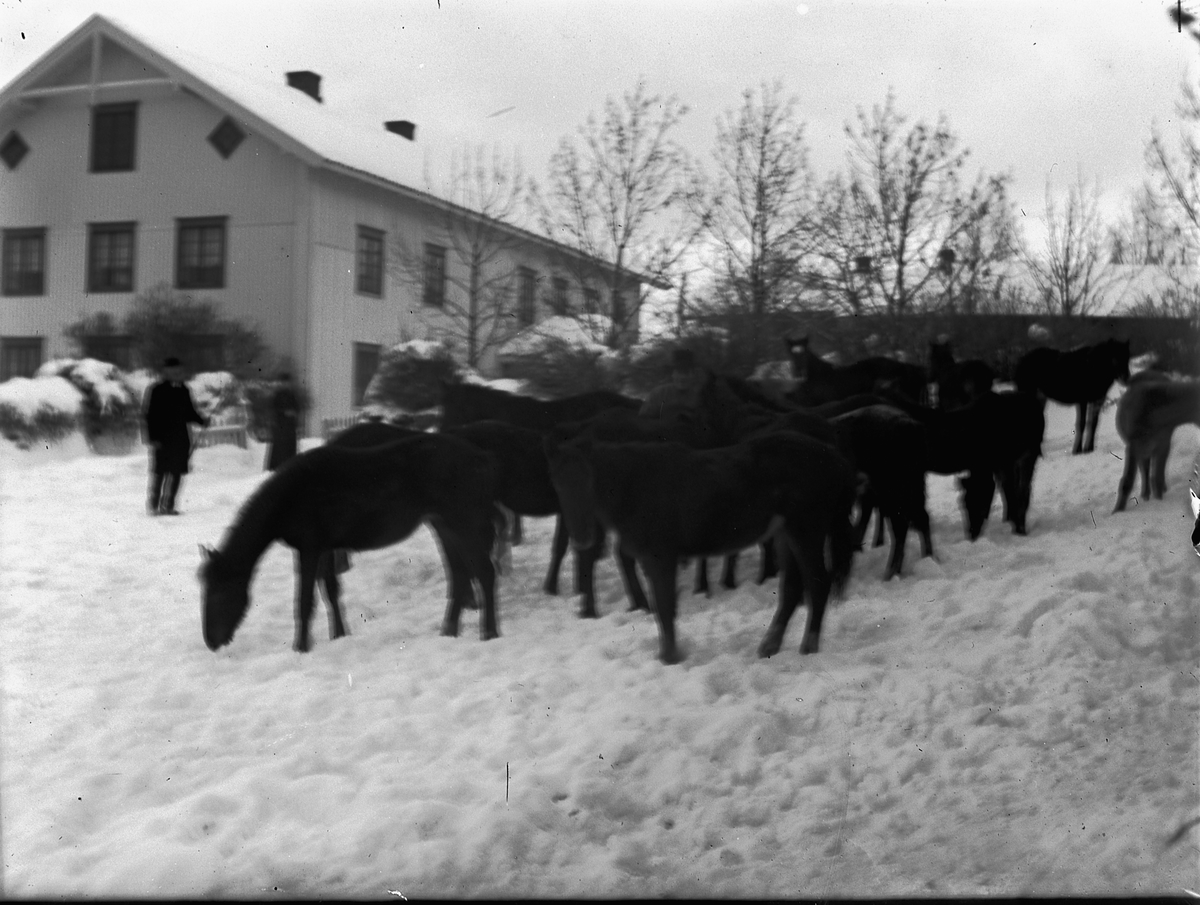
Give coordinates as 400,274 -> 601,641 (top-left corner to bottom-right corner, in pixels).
1,131 -> 29,170
207,117 -> 245,160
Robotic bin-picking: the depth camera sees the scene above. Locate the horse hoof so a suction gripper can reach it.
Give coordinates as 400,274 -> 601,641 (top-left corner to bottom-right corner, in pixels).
543,580 -> 559,595
799,639 -> 819,655
579,608 -> 599,619
440,625 -> 459,638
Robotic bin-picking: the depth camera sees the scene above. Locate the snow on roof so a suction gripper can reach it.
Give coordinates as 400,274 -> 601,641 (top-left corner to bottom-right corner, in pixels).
99,14 -> 434,195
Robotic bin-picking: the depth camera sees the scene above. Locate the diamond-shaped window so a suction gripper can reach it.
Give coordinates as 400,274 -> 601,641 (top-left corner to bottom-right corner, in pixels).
207,117 -> 245,160
1,131 -> 29,170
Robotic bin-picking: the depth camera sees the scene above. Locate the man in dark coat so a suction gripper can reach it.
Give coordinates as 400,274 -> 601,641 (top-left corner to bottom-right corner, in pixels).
143,357 -> 208,515
265,371 -> 301,471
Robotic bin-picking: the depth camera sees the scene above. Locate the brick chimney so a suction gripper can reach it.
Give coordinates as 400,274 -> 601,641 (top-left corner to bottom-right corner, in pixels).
286,71 -> 322,103
385,120 -> 416,141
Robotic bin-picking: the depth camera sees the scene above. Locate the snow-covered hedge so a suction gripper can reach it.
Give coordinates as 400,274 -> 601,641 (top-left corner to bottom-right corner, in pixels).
0,364 -> 251,451
34,359 -> 141,452
498,316 -> 624,397
363,339 -> 466,416
0,376 -> 84,449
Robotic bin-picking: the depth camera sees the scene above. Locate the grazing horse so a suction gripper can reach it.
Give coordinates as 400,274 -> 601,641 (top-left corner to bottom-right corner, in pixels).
785,335 -> 927,407
928,339 -> 995,410
330,418 -> 623,619
1014,338 -> 1130,454
544,432 -> 858,664
199,434 -> 503,652
1113,373 -> 1200,512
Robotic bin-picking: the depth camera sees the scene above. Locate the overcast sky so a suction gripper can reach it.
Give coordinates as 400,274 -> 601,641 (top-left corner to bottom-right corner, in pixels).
2,0 -> 1198,235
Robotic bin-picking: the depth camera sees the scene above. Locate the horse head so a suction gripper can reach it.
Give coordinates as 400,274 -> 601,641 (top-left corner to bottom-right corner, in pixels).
784,335 -> 812,380
198,544 -> 251,651
543,436 -> 599,551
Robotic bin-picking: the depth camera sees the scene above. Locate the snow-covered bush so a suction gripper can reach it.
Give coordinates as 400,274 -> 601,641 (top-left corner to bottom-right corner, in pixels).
0,376 -> 83,449
498,317 -> 623,397
363,339 -> 465,414
34,359 -> 140,453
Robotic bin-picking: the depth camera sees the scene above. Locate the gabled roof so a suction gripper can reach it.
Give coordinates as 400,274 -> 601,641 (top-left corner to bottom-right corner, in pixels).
0,14 -> 644,283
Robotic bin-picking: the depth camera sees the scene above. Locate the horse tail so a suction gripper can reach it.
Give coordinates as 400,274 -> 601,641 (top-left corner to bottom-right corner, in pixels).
828,480 -> 857,599
491,503 -> 513,576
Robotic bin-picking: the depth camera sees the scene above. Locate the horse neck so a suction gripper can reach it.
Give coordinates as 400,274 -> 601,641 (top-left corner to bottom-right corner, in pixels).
217,474 -> 289,577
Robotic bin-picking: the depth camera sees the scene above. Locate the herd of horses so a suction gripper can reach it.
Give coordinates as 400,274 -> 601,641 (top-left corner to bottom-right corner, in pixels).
199,332 -> 1198,665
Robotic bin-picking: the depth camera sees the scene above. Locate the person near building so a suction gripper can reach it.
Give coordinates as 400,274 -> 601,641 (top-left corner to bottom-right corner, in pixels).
142,356 -> 208,515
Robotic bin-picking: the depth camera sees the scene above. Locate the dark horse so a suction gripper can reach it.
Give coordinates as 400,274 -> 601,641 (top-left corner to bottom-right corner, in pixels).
785,335 -> 927,407
330,417 -> 624,620
877,387 -> 1046,540
1013,338 -> 1130,454
199,434 -> 504,652
1113,372 -> 1200,512
440,380 -> 640,431
544,432 -> 858,664
928,338 -> 995,410
439,380 -> 640,547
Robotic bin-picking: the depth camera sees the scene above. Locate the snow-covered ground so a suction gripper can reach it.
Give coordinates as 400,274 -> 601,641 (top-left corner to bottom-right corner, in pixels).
1,391 -> 1197,897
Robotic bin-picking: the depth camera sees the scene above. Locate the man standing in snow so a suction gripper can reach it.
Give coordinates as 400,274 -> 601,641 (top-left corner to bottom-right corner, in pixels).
142,356 -> 207,515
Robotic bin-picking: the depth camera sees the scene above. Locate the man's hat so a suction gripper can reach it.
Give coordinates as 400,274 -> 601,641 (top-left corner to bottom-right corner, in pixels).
671,348 -> 696,370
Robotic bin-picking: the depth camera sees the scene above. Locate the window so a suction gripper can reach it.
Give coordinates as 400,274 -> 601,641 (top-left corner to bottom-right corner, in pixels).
423,243 -> 446,308
1,131 -> 29,170
207,117 -> 245,159
0,337 -> 44,381
2,228 -> 46,296
81,335 -> 134,371
87,222 -> 136,293
353,342 -> 381,407
176,217 -> 226,289
551,277 -> 569,315
518,267 -> 537,326
90,102 -> 137,173
583,287 -> 600,315
356,227 -> 385,297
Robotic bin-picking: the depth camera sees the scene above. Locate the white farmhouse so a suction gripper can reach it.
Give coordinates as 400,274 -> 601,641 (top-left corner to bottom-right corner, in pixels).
0,14 -> 636,430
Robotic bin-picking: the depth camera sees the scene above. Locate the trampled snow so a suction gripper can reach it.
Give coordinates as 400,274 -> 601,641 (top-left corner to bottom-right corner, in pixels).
1,393 -> 1197,897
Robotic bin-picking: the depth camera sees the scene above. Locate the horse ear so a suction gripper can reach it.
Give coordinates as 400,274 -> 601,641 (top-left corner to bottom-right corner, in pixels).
199,544 -> 215,562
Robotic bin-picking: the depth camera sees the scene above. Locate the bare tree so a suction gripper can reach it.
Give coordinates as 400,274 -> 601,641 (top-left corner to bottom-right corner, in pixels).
812,89 -> 1009,315
1020,171 -> 1125,316
701,81 -> 815,362
389,146 -> 525,368
531,78 -> 709,348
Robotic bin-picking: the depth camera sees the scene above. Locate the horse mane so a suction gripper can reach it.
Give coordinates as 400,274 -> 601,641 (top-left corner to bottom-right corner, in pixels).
211,457 -> 312,575
717,373 -> 793,412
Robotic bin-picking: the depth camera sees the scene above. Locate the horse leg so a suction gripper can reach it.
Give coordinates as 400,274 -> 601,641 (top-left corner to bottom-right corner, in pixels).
293,549 -> 321,653
883,512 -> 909,581
318,550 -> 348,640
1114,446 -> 1139,512
616,543 -> 650,612
543,515 -> 569,595
1072,403 -> 1087,455
792,528 -> 832,655
576,536 -> 601,619
721,553 -> 738,589
641,554 -> 681,664
693,558 -> 710,597
461,520 -> 500,641
873,508 -> 886,548
1083,400 -> 1101,454
758,536 -> 801,658
756,541 -> 778,584
511,514 -> 523,545
1153,435 -> 1172,499
960,469 -> 996,540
